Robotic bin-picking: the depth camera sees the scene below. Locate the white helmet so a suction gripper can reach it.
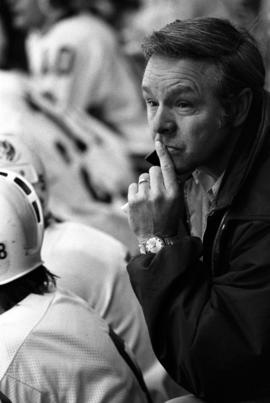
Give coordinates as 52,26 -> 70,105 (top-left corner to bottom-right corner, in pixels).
0,133 -> 49,212
0,170 -> 44,285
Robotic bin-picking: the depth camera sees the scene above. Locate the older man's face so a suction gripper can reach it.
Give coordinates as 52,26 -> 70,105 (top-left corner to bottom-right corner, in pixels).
142,55 -> 233,176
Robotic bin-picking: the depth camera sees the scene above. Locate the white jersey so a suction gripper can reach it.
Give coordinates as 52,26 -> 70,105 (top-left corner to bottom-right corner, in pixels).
0,70 -> 139,251
26,12 -> 151,153
20,102 -> 139,251
42,220 -> 178,402
0,289 -> 150,403
0,70 -> 134,202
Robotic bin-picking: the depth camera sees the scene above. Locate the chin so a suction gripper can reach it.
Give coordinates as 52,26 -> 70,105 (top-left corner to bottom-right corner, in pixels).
178,170 -> 193,178
173,158 -> 193,175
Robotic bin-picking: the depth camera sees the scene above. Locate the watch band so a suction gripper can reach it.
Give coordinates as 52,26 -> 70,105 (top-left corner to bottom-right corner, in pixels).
139,235 -> 179,254
138,241 -> 147,255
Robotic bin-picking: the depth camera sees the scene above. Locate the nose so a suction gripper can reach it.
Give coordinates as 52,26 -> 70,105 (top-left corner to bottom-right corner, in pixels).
151,106 -> 177,140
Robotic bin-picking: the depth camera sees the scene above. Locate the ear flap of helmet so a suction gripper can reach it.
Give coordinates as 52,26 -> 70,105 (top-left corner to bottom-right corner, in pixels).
0,170 -> 44,285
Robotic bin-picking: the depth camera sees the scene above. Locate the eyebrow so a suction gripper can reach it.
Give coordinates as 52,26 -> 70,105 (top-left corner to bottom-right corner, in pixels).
141,85 -> 151,94
142,84 -> 197,97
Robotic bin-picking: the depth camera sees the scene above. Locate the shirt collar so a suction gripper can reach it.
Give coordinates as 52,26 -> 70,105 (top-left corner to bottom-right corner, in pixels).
192,169 -> 224,203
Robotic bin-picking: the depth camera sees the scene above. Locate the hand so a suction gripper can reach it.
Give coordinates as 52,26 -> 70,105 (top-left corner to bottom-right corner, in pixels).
127,140 -> 183,243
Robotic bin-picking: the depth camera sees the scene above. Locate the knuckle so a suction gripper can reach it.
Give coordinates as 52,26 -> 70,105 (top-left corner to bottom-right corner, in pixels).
129,194 -> 148,207
167,189 -> 180,201
128,198 -> 136,208
138,194 -> 149,204
128,183 -> 137,192
162,162 -> 172,171
139,172 -> 150,180
151,191 -> 163,204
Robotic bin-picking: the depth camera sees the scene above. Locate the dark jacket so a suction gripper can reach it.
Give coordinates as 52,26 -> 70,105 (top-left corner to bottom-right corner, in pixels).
127,90 -> 270,403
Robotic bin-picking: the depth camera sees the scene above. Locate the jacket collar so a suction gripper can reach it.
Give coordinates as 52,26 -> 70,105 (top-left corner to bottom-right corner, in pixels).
215,90 -> 269,211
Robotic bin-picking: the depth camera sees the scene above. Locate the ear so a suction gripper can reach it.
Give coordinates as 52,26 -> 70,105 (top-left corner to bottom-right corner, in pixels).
232,88 -> 253,128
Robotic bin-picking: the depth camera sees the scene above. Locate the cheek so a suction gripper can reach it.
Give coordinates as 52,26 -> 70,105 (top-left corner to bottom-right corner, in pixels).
178,116 -> 207,144
182,116 -> 221,151
147,113 -> 158,141
147,110 -> 153,127
196,111 -> 222,135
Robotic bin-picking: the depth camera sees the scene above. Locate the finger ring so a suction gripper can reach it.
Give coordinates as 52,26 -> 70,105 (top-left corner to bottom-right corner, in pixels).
139,179 -> 149,185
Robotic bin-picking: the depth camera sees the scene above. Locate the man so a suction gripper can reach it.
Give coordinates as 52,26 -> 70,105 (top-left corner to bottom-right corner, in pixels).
125,17 -> 270,402
0,169 -> 152,403
6,0 -> 152,154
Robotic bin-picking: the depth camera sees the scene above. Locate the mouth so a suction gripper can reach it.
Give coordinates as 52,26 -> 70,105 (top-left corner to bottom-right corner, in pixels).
166,146 -> 180,154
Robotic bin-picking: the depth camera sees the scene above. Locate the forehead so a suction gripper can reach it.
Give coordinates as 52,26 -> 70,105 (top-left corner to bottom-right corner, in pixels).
142,55 -> 220,97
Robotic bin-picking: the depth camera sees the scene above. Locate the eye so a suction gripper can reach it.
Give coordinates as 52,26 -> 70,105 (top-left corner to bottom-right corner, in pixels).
145,98 -> 158,107
175,100 -> 191,108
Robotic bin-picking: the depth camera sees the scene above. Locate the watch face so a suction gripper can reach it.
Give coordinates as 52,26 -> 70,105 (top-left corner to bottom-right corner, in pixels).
146,236 -> 165,253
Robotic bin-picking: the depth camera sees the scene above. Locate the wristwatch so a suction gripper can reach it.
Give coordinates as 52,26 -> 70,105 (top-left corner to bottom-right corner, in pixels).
139,235 -> 179,254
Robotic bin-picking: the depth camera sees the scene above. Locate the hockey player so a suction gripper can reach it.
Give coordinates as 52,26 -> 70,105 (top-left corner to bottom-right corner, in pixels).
0,69 -> 139,252
0,170 -> 152,403
0,133 -> 184,402
6,0 -> 152,154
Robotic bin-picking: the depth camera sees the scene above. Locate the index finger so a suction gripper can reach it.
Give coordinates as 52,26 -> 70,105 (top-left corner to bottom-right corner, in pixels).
155,140 -> 178,191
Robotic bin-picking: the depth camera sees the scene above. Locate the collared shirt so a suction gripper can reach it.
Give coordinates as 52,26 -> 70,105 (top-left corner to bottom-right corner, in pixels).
185,170 -> 224,240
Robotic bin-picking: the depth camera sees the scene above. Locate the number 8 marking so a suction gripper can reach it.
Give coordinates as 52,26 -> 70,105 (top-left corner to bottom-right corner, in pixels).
0,243 -> 7,259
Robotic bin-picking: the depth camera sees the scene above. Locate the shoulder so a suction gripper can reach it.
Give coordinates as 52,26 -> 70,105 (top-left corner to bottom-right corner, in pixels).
13,290 -> 145,401
44,220 -> 127,258
2,290 -> 149,402
17,289 -> 112,360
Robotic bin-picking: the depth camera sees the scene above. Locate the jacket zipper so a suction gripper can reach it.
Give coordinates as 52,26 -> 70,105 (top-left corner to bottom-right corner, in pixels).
210,210 -> 229,274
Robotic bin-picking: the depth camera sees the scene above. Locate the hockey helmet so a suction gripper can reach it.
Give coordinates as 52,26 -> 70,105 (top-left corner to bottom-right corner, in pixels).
0,170 -> 44,285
